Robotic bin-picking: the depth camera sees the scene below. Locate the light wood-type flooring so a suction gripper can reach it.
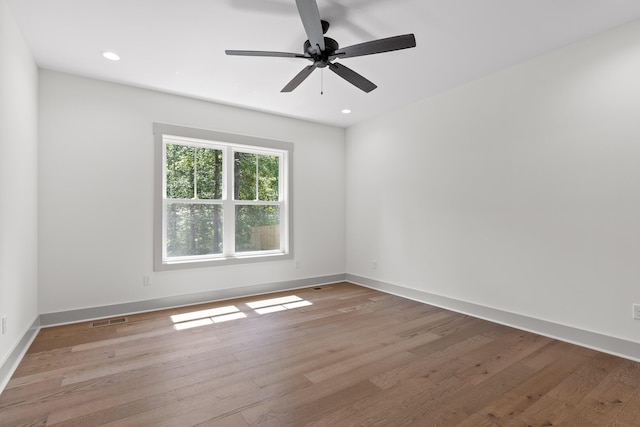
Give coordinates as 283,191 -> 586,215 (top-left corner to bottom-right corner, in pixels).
1,282 -> 640,426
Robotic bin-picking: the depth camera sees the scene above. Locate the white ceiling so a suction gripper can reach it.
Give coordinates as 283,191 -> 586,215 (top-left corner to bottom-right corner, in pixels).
7,0 -> 640,127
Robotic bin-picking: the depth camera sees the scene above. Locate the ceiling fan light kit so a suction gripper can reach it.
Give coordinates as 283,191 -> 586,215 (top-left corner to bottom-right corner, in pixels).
225,0 -> 416,93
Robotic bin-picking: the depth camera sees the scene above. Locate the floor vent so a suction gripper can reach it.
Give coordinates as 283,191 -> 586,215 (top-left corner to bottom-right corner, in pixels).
92,317 -> 127,328
312,287 -> 324,291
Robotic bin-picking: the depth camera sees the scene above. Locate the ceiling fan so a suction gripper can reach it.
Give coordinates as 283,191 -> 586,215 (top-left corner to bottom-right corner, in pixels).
225,0 -> 416,93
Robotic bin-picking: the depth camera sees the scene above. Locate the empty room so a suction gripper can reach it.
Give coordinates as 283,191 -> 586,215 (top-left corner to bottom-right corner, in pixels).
1,0 -> 640,425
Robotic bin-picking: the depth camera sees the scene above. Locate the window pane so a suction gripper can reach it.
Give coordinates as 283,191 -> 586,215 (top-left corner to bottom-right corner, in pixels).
258,155 -> 279,201
234,152 -> 280,201
235,205 -> 280,252
196,147 -> 223,199
234,152 -> 256,200
166,144 -> 194,199
166,203 -> 223,257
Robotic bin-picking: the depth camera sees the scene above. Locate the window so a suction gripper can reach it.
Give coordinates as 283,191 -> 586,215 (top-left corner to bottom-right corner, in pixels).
154,123 -> 293,270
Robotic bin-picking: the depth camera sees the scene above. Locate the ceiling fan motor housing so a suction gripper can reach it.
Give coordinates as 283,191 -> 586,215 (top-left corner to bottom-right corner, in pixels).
304,37 -> 339,67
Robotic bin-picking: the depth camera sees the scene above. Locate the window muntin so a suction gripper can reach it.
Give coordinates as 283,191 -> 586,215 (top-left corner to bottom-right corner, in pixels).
155,124 -> 292,270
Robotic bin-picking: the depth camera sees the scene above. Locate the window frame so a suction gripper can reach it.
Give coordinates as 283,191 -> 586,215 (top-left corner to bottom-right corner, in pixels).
154,123 -> 293,271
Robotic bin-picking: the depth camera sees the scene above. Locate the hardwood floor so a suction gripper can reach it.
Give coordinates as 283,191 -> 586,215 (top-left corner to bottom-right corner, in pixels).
1,282 -> 639,426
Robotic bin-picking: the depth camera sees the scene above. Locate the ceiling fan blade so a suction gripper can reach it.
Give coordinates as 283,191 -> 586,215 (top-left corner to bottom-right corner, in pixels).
328,62 -> 377,93
281,64 -> 317,92
295,0 -> 325,53
333,34 -> 416,59
226,50 -> 309,58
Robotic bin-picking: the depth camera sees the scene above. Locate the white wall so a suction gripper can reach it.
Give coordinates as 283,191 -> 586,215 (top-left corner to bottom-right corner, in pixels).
38,70 -> 345,314
0,0 -> 39,366
346,19 -> 640,344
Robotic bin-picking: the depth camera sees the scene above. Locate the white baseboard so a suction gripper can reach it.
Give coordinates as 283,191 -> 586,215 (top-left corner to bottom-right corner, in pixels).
0,316 -> 40,395
346,274 -> 640,363
39,274 -> 346,327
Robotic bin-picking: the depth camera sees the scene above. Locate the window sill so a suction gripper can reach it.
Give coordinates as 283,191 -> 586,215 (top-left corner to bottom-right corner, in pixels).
154,252 -> 293,271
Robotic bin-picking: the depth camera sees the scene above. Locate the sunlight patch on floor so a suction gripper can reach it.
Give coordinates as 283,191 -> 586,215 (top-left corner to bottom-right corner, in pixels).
173,317 -> 213,330
171,305 -> 240,324
254,305 -> 288,315
172,305 -> 244,330
246,295 -> 303,309
249,295 -> 313,314
212,312 -> 247,323
283,300 -> 313,309
171,295 -> 313,330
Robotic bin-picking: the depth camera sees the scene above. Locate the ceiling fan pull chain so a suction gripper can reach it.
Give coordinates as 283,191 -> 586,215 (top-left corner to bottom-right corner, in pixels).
321,68 -> 324,95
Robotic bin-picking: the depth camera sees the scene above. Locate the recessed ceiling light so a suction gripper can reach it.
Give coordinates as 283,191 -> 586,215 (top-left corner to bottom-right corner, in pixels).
102,51 -> 120,61
341,109 -> 352,114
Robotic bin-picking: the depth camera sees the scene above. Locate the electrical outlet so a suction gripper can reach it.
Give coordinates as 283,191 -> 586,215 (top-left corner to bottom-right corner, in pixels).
372,260 -> 378,270
2,316 -> 6,335
633,304 -> 640,320
143,275 -> 152,287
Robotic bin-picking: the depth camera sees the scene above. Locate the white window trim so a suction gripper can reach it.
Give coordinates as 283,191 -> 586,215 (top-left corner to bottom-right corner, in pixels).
153,123 -> 293,271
